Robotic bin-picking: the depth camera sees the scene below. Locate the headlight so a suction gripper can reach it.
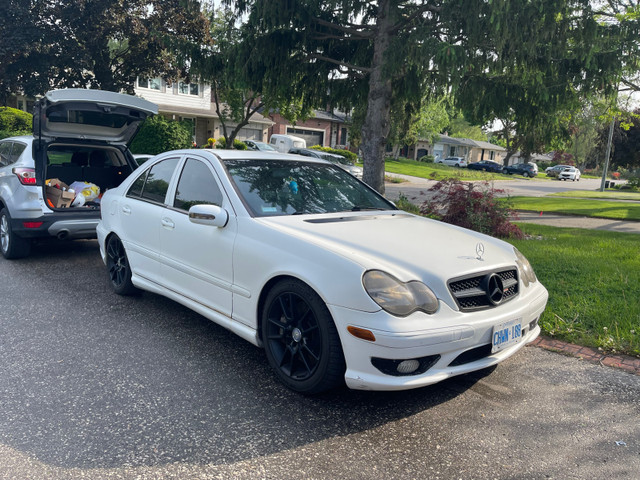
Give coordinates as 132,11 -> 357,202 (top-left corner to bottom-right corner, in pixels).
514,247 -> 537,287
363,270 -> 439,316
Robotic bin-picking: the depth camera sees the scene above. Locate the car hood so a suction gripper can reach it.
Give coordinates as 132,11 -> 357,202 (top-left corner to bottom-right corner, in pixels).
33,89 -> 158,145
258,211 -> 517,296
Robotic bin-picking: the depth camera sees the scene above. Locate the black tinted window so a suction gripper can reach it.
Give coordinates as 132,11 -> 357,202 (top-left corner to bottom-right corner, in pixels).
0,142 -> 12,167
141,158 -> 179,203
127,170 -> 148,197
10,142 -> 26,162
173,158 -> 223,211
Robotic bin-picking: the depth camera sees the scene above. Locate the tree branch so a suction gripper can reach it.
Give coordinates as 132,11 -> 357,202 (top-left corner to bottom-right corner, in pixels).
312,17 -> 375,39
388,4 -> 442,34
308,53 -> 373,73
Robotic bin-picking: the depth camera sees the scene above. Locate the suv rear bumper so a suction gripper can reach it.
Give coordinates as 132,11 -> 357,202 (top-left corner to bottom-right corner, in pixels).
10,211 -> 100,240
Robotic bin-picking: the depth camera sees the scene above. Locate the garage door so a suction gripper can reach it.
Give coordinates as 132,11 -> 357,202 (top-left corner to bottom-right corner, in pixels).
287,128 -> 324,147
236,128 -> 262,141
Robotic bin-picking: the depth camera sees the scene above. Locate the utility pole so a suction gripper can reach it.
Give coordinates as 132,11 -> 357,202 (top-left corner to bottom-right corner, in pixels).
599,118 -> 615,192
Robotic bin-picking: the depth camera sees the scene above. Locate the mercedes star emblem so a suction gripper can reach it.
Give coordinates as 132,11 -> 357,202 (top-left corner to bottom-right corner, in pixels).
476,242 -> 485,260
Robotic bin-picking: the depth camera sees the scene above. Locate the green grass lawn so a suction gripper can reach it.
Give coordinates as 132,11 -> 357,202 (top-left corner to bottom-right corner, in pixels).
548,190 -> 640,201
381,157 -> 510,181
510,224 -> 640,357
507,196 -> 640,221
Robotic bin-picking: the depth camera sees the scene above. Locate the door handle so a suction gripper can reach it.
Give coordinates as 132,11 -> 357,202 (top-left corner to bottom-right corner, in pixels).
161,217 -> 175,229
121,205 -> 131,215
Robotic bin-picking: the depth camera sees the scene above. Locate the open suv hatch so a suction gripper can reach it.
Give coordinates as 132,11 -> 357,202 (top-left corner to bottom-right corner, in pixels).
0,89 -> 157,259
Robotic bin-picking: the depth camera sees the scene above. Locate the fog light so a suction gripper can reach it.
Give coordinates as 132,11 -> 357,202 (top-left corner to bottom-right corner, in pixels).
397,359 -> 420,374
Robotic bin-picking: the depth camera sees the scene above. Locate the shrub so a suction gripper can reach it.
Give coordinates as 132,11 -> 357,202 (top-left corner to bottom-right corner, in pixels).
215,137 -> 248,149
0,107 -> 32,138
419,154 -> 435,163
419,179 -> 524,239
394,193 -> 421,214
309,145 -> 358,162
130,116 -> 192,154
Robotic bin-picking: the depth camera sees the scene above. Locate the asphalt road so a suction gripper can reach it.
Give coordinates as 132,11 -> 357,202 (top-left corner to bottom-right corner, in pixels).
1,240 -> 639,479
384,177 -> 606,203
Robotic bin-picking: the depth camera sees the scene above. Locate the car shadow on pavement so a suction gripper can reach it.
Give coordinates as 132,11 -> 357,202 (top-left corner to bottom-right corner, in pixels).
0,240 -> 498,470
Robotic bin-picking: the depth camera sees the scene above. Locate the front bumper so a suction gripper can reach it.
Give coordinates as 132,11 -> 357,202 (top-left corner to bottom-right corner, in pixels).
329,284 -> 548,391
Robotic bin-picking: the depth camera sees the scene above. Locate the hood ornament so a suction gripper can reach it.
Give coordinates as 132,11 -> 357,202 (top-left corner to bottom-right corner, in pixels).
476,242 -> 485,261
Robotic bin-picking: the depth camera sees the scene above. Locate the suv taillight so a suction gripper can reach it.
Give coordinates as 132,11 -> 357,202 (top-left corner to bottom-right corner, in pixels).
12,167 -> 37,185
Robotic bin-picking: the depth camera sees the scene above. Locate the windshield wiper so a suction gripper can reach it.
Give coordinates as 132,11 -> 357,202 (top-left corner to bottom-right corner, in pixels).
351,206 -> 386,211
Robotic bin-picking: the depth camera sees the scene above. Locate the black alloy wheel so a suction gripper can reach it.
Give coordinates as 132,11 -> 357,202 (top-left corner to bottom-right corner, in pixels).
262,279 -> 345,394
106,235 -> 138,295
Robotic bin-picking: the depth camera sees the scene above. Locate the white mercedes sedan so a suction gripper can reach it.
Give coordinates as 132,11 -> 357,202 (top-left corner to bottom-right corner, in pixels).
97,150 -> 548,394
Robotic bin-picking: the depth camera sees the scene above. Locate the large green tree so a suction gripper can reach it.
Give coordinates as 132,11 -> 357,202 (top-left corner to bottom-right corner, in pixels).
0,0 -> 210,99
230,0 -> 637,193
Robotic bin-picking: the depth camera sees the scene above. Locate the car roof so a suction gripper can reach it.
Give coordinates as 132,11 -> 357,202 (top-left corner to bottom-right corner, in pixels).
158,148 -> 333,165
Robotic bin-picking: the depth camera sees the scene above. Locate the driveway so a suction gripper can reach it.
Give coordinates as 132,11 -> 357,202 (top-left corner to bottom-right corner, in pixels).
0,241 -> 639,479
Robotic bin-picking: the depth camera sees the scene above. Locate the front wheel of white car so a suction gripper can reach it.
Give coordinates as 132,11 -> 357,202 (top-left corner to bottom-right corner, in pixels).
0,208 -> 31,259
262,279 -> 345,394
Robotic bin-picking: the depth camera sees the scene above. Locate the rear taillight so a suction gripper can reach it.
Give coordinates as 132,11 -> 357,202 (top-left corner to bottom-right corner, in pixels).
12,167 -> 37,185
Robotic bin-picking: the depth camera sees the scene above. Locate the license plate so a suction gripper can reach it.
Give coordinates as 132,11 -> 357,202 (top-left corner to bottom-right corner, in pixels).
491,318 -> 522,353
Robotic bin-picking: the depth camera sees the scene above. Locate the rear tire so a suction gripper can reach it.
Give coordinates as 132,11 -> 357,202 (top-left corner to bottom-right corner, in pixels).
106,235 -> 139,295
523,172 -> 530,178
262,279 -> 345,394
0,208 -> 31,259
502,168 -> 509,174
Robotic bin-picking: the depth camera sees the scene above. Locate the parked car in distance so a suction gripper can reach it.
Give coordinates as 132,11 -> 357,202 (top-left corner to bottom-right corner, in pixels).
0,88 -> 157,259
435,156 -> 468,167
466,160 -> 504,173
269,134 -> 306,153
97,149 -> 548,394
558,166 -> 581,181
502,163 -> 538,177
244,140 -> 277,152
545,164 -> 571,177
289,147 -> 361,178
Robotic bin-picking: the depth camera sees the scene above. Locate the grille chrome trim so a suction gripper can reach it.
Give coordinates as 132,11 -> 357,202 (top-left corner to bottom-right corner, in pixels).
448,267 -> 519,311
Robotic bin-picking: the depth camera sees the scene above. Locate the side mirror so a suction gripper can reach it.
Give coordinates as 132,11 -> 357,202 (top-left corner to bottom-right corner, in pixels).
188,204 -> 229,228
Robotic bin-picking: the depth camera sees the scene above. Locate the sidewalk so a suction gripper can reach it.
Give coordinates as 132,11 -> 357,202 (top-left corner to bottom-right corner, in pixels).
513,211 -> 640,234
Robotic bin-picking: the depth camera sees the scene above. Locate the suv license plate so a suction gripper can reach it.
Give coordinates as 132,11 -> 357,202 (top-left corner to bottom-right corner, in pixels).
491,318 -> 522,353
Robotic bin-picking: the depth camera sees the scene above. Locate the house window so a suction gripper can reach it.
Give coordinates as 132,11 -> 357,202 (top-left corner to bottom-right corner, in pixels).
489,151 -> 495,160
178,82 -> 199,96
138,77 -> 162,91
449,146 -> 456,156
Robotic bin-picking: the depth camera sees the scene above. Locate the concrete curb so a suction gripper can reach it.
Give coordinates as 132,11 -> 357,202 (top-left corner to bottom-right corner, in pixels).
529,336 -> 640,375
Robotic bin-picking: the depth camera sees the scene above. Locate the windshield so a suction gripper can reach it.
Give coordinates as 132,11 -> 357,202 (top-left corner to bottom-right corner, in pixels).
224,159 -> 396,217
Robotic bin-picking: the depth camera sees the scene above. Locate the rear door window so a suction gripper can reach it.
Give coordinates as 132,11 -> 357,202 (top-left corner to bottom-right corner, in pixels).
127,157 -> 180,204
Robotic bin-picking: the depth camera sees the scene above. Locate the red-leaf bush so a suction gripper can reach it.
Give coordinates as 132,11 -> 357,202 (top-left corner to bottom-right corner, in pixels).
419,179 -> 524,239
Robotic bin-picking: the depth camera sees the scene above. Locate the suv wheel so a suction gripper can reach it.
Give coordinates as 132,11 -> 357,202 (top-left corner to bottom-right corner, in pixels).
0,208 -> 31,259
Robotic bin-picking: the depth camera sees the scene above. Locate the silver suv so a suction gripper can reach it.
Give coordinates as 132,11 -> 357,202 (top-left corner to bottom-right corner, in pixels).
0,89 -> 157,259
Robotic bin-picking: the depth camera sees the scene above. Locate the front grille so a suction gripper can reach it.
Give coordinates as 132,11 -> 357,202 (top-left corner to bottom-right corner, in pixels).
448,268 -> 519,312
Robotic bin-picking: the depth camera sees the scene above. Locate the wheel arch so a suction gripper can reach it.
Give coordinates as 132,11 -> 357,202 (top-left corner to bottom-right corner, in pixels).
256,274 -> 326,345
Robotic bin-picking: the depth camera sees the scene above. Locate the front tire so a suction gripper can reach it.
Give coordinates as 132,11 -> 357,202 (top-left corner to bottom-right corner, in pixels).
523,171 -> 530,178
106,235 -> 139,295
502,168 -> 509,174
0,208 -> 31,259
262,279 -> 345,394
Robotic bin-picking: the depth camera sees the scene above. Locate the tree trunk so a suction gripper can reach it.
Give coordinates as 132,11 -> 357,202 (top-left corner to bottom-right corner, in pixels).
361,0 -> 393,194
